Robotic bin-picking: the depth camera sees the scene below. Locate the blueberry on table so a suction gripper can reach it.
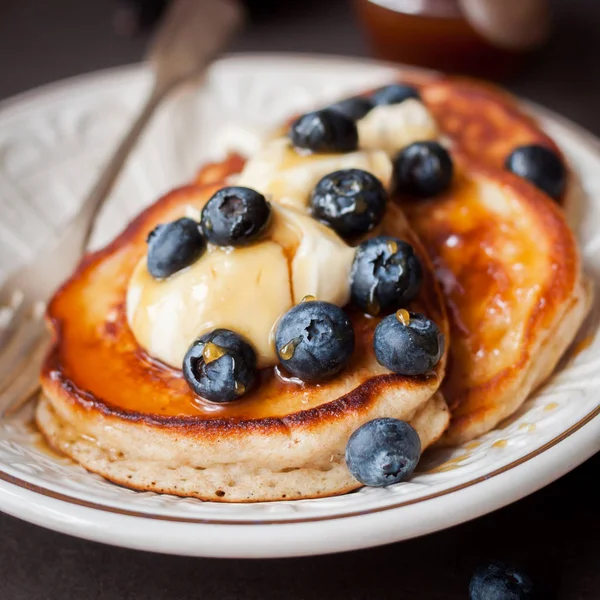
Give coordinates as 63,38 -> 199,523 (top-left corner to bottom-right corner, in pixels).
374,310 -> 444,376
370,83 -> 421,106
470,562 -> 534,600
275,300 -> 355,382
146,217 -> 205,279
310,169 -> 388,238
183,329 -> 257,403
345,418 -> 421,487
350,236 -> 422,315
328,96 -> 374,120
393,141 -> 454,197
289,109 -> 359,153
505,144 -> 566,200
200,186 -> 271,246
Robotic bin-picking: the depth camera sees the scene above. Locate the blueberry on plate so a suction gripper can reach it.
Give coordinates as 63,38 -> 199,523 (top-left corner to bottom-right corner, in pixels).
310,169 -> 388,238
275,300 -> 355,382
289,108 -> 358,153
183,329 -> 257,403
505,144 -> 566,200
329,96 -> 374,120
374,310 -> 444,376
345,418 -> 421,487
393,141 -> 454,197
350,236 -> 422,315
146,217 -> 205,279
470,562 -> 534,600
370,83 -> 421,106
200,186 -> 271,246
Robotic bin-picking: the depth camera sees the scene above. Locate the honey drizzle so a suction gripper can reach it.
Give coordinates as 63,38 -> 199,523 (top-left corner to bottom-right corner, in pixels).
301,295 -> 316,303
396,308 -> 411,325
203,342 -> 226,364
386,240 -> 398,254
234,380 -> 246,395
366,294 -> 380,316
279,337 -> 301,360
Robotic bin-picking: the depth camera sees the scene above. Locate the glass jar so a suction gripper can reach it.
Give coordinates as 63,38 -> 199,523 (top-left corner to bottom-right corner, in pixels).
355,0 -> 550,79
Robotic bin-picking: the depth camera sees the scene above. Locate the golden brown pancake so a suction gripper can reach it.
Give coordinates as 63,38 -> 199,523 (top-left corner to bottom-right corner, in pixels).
403,150 -> 590,444
38,156 -> 449,502
399,77 -> 591,443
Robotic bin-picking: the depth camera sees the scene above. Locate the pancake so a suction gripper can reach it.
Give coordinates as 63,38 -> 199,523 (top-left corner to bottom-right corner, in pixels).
403,150 -> 591,445
38,158 -> 450,502
399,78 -> 592,444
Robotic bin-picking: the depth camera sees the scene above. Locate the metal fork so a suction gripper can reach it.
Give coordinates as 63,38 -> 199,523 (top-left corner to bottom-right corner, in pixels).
0,0 -> 243,416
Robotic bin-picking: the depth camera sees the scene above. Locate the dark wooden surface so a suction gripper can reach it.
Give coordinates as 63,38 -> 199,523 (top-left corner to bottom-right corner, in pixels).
0,0 -> 598,598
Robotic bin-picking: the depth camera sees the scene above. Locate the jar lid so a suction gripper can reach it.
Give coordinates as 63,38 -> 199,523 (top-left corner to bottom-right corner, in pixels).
459,0 -> 551,50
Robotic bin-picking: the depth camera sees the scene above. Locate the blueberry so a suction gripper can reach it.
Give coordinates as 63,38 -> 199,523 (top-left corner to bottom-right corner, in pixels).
345,418 -> 421,486
275,300 -> 355,382
350,236 -> 422,315
329,96 -> 373,120
310,169 -> 388,238
393,141 -> 453,197
470,562 -> 534,600
146,217 -> 205,279
289,109 -> 358,153
183,329 -> 257,403
200,186 -> 271,246
370,83 -> 421,106
505,144 -> 566,200
374,311 -> 444,376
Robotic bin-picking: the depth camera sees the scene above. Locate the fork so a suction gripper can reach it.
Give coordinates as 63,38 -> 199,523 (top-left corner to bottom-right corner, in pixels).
0,0 -> 243,416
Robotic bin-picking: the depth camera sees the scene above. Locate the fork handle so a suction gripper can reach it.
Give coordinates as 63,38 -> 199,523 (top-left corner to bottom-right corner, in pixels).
76,78 -> 172,252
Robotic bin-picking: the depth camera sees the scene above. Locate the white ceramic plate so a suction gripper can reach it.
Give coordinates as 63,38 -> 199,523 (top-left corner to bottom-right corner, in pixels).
0,54 -> 598,558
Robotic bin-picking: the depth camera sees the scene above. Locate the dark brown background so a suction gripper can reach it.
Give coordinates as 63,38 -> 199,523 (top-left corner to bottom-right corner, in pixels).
0,0 -> 598,598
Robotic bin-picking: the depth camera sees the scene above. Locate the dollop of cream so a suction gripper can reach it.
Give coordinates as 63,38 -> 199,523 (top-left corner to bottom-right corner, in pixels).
127,205 -> 354,369
127,97 -> 440,370
237,138 -> 392,213
236,99 -> 438,210
358,99 -> 439,154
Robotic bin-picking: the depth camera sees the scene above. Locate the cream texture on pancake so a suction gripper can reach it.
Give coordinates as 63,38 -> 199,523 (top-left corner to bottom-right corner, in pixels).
127,99 -> 442,370
357,99 -> 438,154
236,99 -> 438,212
127,204 -> 355,369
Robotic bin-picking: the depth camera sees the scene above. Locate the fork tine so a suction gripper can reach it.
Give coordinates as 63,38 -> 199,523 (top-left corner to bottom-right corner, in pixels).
0,291 -> 27,349
0,336 -> 49,417
0,305 -> 45,395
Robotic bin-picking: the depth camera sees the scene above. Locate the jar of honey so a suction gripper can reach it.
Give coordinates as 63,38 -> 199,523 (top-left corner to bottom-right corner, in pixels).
355,0 -> 551,79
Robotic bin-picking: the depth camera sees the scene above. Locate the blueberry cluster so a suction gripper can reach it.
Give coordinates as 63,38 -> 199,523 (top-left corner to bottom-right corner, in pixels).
289,83 -> 422,154
145,185 -> 271,403
146,186 -> 271,280
289,84 -> 456,200
146,85 -> 451,486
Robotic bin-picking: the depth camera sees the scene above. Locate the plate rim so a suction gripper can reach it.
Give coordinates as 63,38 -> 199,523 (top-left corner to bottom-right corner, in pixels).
0,53 -> 599,557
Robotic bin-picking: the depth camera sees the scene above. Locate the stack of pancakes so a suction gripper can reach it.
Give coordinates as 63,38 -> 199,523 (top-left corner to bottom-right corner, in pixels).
37,76 -> 592,502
